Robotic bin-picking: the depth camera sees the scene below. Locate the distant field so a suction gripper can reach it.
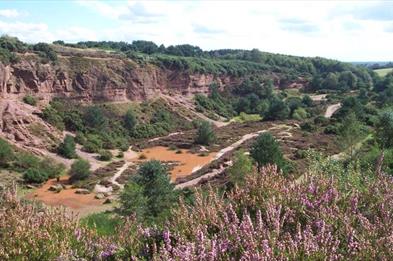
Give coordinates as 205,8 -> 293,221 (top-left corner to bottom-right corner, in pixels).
374,67 -> 393,77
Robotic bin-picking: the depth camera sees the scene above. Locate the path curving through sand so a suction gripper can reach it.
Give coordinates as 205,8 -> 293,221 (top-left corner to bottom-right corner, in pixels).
324,103 -> 341,118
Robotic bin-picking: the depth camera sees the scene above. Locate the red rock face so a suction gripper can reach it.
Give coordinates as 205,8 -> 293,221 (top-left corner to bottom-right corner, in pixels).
0,57 -> 241,103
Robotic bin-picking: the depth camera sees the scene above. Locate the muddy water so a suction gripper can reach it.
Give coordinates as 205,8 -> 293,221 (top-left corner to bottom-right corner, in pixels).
26,176 -> 104,210
135,146 -> 216,181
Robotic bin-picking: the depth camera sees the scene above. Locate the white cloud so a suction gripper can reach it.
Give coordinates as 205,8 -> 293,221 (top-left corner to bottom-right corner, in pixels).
0,9 -> 20,18
2,1 -> 393,61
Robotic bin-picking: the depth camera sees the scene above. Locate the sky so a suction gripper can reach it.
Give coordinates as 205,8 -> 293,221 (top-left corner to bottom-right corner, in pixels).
0,0 -> 392,62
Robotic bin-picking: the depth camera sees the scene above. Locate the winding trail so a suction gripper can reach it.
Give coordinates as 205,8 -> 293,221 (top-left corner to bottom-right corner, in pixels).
176,124 -> 295,189
324,103 -> 341,118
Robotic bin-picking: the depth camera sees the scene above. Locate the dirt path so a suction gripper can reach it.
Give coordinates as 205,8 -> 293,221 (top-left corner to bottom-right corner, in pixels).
324,103 -> 341,118
310,94 -> 327,101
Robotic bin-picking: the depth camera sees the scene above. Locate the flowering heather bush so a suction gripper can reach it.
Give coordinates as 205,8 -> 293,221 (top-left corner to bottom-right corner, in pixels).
1,156 -> 393,260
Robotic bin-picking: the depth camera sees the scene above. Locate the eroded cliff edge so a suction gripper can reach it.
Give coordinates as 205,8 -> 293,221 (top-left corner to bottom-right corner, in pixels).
0,53 -> 242,103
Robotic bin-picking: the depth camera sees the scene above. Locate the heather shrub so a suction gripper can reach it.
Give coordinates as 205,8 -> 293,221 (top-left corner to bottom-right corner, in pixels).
22,95 -> 38,106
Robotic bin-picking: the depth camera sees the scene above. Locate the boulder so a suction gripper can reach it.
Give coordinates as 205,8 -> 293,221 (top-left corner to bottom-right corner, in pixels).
95,193 -> 105,200
103,198 -> 113,204
75,188 -> 90,195
48,184 -> 63,192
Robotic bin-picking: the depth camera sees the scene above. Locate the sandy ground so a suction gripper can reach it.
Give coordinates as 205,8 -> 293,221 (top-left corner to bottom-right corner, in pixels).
135,146 -> 216,181
25,176 -> 109,216
325,103 -> 341,118
176,123 -> 294,188
310,94 -> 327,101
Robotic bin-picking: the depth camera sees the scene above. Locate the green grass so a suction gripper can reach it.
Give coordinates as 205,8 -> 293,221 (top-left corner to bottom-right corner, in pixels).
374,67 -> 393,77
230,112 -> 262,123
80,212 -> 122,236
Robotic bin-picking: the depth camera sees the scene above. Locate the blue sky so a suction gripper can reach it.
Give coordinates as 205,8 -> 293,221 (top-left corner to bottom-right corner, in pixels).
0,0 -> 393,61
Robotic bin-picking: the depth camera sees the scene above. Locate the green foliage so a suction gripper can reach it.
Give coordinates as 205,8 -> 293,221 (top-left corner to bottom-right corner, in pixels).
98,150 -> 112,161
69,159 -> 91,182
22,95 -> 38,106
23,168 -> 48,184
32,42 -> 57,62
302,95 -> 313,107
57,135 -> 77,159
74,132 -> 87,145
123,109 -> 137,133
0,138 -> 13,167
265,97 -> 290,120
338,113 -> 366,160
119,160 -> 176,222
250,132 -> 285,171
81,213 -> 122,236
376,110 -> 393,150
292,107 -> 309,120
42,106 -> 65,130
194,121 -> 216,145
228,150 -> 253,185
84,106 -> 107,130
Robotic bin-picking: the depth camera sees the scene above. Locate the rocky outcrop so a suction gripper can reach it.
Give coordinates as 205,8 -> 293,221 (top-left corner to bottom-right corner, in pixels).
0,99 -> 62,152
0,55 -> 240,103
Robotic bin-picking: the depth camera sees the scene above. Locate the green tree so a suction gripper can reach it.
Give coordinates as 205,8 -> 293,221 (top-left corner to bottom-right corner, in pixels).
84,106 -> 107,130
338,113 -> 365,161
195,121 -> 216,145
118,182 -> 148,217
0,138 -> 13,167
57,135 -> 77,159
250,132 -> 285,171
228,150 -> 253,185
302,95 -> 313,107
265,97 -> 290,120
323,73 -> 339,90
376,110 -> 393,175
123,109 -> 137,132
69,159 -> 91,182
119,160 -> 176,222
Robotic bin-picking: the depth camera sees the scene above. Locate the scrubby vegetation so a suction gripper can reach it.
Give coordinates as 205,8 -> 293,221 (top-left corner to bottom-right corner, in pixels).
2,153 -> 393,259
0,138 -> 65,184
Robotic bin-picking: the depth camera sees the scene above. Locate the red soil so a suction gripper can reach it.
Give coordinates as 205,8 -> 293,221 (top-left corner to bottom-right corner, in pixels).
136,146 -> 216,181
25,176 -> 104,209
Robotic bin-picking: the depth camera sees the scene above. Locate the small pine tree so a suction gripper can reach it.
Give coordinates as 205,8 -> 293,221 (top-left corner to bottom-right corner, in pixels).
250,132 -> 285,171
195,121 -> 216,145
57,135 -> 77,159
69,159 -> 91,182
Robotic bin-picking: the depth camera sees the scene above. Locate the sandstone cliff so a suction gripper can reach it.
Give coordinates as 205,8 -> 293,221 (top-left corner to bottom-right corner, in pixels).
0,54 -> 241,103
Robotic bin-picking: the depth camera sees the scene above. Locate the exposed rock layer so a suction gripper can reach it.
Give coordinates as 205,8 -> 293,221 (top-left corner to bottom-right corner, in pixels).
0,55 -> 240,103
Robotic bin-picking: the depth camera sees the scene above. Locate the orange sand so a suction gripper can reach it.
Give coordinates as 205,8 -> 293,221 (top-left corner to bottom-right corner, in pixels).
25,176 -> 104,210
136,146 -> 216,181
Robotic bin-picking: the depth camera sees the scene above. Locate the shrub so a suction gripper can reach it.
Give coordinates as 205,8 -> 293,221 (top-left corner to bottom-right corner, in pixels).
0,138 -> 13,167
119,160 -> 176,222
250,132 -> 285,171
23,168 -> 48,184
292,107 -> 309,120
22,95 -> 38,106
69,159 -> 91,182
98,150 -> 112,161
57,135 -> 77,159
194,120 -> 216,145
74,132 -> 87,145
228,150 -> 253,185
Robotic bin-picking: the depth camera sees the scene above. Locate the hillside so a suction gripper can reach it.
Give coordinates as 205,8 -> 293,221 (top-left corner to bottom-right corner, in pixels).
1,36 -> 393,260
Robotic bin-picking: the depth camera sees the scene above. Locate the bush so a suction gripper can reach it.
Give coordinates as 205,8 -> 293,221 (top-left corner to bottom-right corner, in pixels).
194,121 -> 216,145
0,138 -> 13,167
98,150 -> 112,161
57,135 -> 77,159
250,132 -> 285,171
228,150 -> 253,185
292,107 -> 309,120
119,160 -> 176,222
23,95 -> 38,106
74,132 -> 86,145
69,159 -> 91,182
23,168 -> 48,184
